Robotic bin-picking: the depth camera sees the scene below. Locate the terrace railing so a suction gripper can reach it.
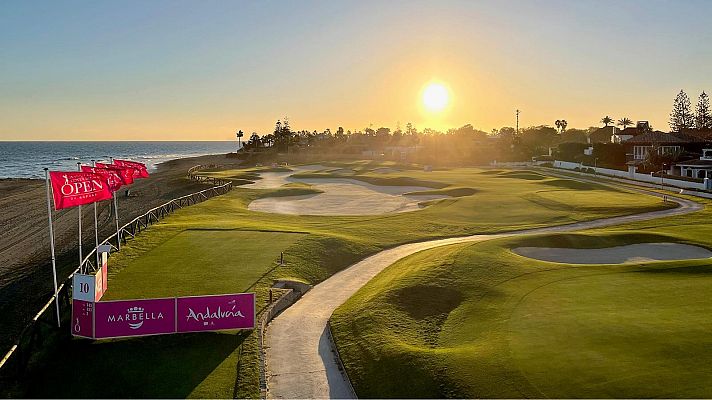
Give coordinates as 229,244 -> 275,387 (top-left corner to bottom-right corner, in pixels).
0,165 -> 233,377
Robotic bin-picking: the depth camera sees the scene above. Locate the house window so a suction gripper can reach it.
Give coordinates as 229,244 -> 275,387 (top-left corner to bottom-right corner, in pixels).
633,146 -> 650,160
657,146 -> 681,156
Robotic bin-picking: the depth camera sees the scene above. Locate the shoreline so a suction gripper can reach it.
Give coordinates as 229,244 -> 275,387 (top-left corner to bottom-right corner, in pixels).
0,150 -> 231,181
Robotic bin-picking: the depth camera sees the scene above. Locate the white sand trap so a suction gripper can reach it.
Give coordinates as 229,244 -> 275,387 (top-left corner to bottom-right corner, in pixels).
244,165 -> 449,215
249,178 -> 448,215
513,243 -> 712,264
241,165 -> 328,189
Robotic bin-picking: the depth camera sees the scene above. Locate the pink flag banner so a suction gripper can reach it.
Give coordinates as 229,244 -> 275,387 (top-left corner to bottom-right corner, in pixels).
81,165 -> 123,192
94,162 -> 135,185
49,171 -> 112,210
113,159 -> 149,178
94,298 -> 176,339
177,293 -> 256,333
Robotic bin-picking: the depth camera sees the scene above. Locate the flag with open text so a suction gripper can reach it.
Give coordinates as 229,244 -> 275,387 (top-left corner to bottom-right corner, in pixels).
49,171 -> 113,210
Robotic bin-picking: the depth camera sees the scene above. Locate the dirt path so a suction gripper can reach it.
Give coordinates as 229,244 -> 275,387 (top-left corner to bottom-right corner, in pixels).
265,178 -> 703,399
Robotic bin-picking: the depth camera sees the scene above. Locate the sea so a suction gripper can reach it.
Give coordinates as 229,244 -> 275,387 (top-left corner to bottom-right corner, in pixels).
0,141 -> 238,179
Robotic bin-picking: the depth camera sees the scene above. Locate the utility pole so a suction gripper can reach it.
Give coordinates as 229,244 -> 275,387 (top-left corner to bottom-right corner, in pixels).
516,109 -> 520,135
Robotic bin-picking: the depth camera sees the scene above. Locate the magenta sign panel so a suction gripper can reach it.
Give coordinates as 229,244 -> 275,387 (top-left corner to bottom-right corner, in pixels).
177,293 -> 255,333
94,298 -> 176,339
71,299 -> 94,339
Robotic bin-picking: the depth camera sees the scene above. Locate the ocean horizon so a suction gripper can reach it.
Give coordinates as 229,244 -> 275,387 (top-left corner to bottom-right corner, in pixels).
0,141 -> 238,179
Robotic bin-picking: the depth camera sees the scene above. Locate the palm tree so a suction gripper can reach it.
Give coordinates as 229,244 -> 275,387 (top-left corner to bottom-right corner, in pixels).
617,118 -> 633,129
236,130 -> 244,150
555,119 -> 568,134
601,116 -> 614,127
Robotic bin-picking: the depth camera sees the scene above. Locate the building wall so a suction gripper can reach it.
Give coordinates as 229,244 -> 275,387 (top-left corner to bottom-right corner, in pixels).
553,160 -> 711,190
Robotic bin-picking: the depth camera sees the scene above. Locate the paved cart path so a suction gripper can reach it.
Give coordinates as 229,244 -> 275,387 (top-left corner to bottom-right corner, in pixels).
265,178 -> 703,399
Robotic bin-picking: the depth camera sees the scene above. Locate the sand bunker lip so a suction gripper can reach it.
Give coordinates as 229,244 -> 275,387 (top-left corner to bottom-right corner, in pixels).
512,243 -> 712,264
244,165 -> 450,215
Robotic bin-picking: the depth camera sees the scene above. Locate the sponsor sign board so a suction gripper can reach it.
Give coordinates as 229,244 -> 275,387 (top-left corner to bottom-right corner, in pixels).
177,293 -> 255,333
94,298 -> 176,339
71,299 -> 94,338
72,293 -> 256,339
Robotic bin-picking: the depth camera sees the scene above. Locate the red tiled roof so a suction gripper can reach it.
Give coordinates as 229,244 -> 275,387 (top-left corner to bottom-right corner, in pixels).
624,131 -> 692,144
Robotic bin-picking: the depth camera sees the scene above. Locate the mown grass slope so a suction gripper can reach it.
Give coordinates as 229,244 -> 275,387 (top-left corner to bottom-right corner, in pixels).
332,201 -> 712,398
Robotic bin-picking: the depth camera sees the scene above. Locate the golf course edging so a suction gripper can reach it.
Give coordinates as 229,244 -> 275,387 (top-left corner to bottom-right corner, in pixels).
326,319 -> 357,398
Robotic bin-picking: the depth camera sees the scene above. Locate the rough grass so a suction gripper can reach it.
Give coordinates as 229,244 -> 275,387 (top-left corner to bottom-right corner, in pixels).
404,187 -> 478,197
6,163 -> 674,398
540,178 -> 603,190
496,171 -> 548,180
331,200 -> 712,398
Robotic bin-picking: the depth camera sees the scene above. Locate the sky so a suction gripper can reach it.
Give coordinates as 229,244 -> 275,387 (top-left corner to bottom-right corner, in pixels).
2,0 -> 712,141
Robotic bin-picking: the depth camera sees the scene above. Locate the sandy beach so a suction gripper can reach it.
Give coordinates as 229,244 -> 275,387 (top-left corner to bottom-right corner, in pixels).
0,153 -> 239,351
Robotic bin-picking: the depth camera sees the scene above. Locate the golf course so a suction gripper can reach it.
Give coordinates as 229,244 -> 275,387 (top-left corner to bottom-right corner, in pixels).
5,161 -> 704,398
331,179 -> 712,398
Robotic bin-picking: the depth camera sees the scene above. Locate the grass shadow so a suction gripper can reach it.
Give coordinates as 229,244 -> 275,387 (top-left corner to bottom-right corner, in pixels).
28,331 -> 247,398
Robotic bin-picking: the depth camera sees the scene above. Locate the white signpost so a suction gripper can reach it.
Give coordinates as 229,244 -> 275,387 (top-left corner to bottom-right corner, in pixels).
72,245 -> 111,337
73,245 -> 110,302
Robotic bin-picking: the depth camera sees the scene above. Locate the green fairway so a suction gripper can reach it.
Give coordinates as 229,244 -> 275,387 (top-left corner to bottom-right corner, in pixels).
104,229 -> 304,299
331,210 -> 712,398
8,163 -> 676,398
27,230 -> 303,399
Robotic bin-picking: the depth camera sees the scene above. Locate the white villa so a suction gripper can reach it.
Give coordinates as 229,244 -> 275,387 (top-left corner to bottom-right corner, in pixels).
674,149 -> 712,179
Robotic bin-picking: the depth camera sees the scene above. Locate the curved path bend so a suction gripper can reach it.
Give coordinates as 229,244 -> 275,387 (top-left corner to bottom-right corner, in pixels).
265,177 -> 703,399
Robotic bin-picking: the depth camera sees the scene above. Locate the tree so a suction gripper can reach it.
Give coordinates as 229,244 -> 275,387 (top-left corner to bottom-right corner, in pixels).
617,118 -> 633,129
669,89 -> 694,132
236,130 -> 244,150
601,116 -> 613,127
405,122 -> 417,136
695,91 -> 712,130
247,132 -> 261,149
555,119 -> 568,133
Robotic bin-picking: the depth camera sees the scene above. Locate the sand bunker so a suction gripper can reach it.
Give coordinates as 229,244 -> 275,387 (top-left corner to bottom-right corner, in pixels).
245,165 -> 449,215
241,165 -> 327,189
513,243 -> 712,264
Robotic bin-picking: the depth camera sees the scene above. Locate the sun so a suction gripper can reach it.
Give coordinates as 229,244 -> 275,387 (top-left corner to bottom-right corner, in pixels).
422,82 -> 449,112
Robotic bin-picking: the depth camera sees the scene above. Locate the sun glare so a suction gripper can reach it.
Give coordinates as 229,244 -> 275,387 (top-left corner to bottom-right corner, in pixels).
422,83 -> 449,112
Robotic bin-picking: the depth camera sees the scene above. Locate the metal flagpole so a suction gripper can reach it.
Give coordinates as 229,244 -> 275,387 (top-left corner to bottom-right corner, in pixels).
44,168 -> 61,327
110,157 -> 121,250
92,160 -> 100,269
77,162 -> 83,273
